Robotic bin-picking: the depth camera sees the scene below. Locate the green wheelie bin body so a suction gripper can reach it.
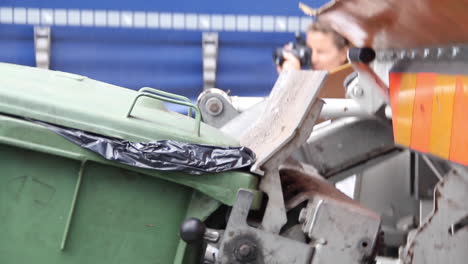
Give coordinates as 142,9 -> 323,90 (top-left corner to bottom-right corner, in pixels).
0,63 -> 258,264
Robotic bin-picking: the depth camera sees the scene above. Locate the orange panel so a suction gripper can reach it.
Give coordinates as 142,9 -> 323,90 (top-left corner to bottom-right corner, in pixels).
389,73 -> 402,143
394,73 -> 417,147
429,75 -> 456,159
449,76 -> 468,165
410,73 -> 436,153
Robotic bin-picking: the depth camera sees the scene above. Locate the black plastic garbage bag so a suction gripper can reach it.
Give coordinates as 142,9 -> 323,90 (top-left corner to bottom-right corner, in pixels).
35,120 -> 255,175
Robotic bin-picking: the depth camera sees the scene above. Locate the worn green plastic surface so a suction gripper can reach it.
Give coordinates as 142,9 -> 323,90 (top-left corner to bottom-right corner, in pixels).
0,63 -> 237,146
0,144 -> 213,264
0,63 -> 260,263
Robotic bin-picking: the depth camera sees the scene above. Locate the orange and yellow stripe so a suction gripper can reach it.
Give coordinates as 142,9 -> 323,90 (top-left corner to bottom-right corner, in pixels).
390,72 -> 468,165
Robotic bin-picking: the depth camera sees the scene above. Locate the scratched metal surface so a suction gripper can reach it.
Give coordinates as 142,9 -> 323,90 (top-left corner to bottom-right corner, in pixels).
239,70 -> 327,174
313,0 -> 468,49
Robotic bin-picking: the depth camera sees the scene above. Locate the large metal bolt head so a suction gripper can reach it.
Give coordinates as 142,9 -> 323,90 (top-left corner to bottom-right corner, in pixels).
234,243 -> 257,261
239,244 -> 252,257
352,86 -> 364,97
205,97 -> 223,116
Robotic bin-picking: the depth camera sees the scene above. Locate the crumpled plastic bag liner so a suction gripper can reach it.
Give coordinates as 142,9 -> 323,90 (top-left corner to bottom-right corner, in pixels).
33,120 -> 256,175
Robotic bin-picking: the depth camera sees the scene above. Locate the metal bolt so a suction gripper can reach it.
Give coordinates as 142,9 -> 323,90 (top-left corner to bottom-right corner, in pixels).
437,48 -> 444,58
379,50 -> 396,61
316,238 -> 327,245
238,244 -> 252,257
205,97 -> 223,116
204,244 -> 219,263
312,238 -> 327,246
352,86 -> 364,97
452,46 -> 460,58
399,50 -> 407,59
423,48 -> 430,58
204,228 -> 220,243
234,242 -> 257,261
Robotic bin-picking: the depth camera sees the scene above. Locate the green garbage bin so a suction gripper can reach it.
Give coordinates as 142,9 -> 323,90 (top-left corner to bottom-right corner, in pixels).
0,63 -> 258,264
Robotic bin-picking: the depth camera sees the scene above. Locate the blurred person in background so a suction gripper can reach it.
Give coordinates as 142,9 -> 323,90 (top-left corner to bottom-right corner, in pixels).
277,20 -> 350,72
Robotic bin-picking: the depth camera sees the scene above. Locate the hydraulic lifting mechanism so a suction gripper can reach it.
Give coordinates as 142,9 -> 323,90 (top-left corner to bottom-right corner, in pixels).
187,0 -> 468,263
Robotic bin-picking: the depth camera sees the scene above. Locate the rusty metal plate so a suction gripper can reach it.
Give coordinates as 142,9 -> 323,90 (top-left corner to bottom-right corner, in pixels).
301,0 -> 468,49
318,63 -> 353,99
280,159 -> 357,209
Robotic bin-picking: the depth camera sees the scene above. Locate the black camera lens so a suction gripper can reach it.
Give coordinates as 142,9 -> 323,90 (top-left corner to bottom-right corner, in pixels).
273,33 -> 312,68
273,46 -> 311,68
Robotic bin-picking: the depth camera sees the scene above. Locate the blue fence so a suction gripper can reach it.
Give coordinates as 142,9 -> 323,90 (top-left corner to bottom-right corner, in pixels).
0,1 -> 327,110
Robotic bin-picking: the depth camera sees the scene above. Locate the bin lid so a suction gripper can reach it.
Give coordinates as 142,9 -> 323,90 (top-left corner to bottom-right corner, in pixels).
0,63 -> 238,146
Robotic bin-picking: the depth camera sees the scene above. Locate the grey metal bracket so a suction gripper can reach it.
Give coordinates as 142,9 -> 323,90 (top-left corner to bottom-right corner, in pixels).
217,189 -> 314,264
297,117 -> 395,178
202,32 -> 218,89
403,166 -> 468,264
348,62 -> 388,115
239,70 -> 327,234
197,88 -> 240,128
300,197 -> 381,263
34,26 -> 51,69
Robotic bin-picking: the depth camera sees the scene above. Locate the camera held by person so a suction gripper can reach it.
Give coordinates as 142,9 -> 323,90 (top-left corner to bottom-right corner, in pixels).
274,21 -> 350,72
273,32 -> 312,68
